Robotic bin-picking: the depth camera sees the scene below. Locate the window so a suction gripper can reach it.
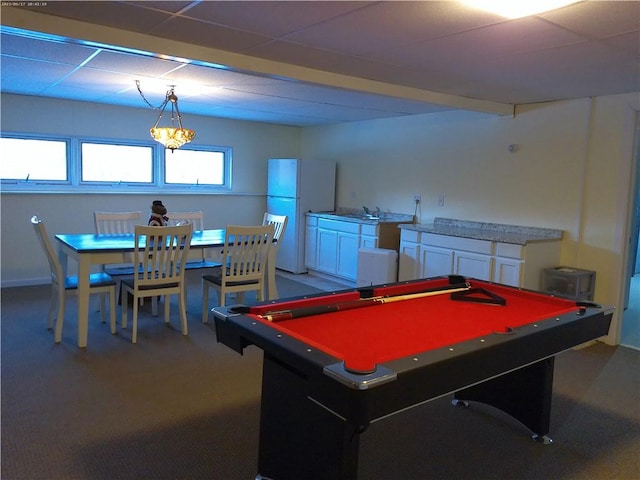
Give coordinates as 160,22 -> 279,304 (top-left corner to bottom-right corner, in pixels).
1,132 -> 232,193
165,148 -> 225,185
81,142 -> 153,183
0,137 -> 69,182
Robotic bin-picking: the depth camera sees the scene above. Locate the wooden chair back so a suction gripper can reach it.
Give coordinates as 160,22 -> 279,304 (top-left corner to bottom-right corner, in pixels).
168,211 -> 205,231
31,215 -> 63,285
131,224 -> 193,290
94,211 -> 142,234
262,212 -> 288,251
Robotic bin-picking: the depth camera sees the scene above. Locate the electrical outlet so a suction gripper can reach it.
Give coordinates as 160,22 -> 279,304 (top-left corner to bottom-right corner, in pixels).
438,194 -> 445,206
413,194 -> 421,203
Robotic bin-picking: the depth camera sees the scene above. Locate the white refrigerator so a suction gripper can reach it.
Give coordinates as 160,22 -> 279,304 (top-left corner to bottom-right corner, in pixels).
267,158 -> 336,273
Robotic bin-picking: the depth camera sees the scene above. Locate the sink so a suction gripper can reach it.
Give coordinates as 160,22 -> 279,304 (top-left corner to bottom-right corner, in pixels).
339,213 -> 380,220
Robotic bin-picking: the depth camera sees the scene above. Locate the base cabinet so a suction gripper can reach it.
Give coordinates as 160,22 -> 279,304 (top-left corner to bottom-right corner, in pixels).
494,257 -> 524,287
420,245 -> 454,279
306,216 -> 403,282
454,251 -> 493,281
398,229 -> 560,290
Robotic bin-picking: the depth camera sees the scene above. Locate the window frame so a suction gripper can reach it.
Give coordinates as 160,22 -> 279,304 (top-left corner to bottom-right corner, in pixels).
0,133 -> 73,187
0,132 -> 232,194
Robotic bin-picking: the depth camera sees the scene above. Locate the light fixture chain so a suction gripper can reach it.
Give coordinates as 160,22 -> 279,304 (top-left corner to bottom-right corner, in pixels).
135,80 -> 162,110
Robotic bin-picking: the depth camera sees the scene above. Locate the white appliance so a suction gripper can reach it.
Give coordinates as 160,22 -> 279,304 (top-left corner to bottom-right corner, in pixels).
357,248 -> 398,287
267,158 -> 336,273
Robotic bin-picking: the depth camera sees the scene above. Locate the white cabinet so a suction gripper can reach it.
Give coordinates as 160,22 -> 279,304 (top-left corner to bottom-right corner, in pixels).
398,229 -> 420,281
311,218 -> 361,281
304,216 -> 319,269
453,251 -> 492,281
494,257 -> 523,287
419,245 -> 454,278
398,228 -> 561,290
360,224 -> 378,249
337,231 -> 360,279
305,216 -> 404,282
316,228 -> 338,275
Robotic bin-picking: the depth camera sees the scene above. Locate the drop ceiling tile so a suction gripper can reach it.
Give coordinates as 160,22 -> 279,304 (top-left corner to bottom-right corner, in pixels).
540,1 -> 640,39
368,16 -> 588,71
22,1 -> 176,35
152,15 -> 274,52
283,1 -> 505,55
182,1 -> 372,38
1,32 -> 101,64
0,56 -> 76,94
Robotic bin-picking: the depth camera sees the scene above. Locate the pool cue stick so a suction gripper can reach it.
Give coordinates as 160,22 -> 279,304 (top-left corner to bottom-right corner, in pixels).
259,282 -> 471,322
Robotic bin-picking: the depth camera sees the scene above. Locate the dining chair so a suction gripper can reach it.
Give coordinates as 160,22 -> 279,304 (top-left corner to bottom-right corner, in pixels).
120,224 -> 193,343
94,211 -> 143,235
202,224 -> 275,322
262,212 -> 288,299
168,211 -> 221,271
31,215 -> 117,344
94,210 -> 144,303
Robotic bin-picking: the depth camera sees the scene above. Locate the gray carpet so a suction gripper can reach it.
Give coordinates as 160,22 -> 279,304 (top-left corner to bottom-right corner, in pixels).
1,272 -> 639,480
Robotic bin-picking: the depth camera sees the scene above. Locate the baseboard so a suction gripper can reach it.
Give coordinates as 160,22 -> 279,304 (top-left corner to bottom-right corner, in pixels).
1,277 -> 50,288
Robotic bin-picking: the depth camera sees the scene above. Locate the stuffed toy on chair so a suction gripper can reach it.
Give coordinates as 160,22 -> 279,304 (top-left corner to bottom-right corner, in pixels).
148,200 -> 169,226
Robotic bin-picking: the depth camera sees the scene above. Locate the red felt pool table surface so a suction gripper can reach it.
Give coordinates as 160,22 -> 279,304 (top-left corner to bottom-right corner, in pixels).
249,278 -> 579,372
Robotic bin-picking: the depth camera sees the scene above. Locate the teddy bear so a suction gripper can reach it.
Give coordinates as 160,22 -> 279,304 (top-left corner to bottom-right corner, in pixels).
148,200 -> 169,226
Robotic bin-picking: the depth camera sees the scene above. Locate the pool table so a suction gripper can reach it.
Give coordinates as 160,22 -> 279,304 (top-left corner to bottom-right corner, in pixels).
213,276 -> 613,480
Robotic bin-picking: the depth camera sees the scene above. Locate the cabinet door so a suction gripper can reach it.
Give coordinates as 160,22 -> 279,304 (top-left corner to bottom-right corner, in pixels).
454,251 -> 492,281
304,226 -> 318,269
317,229 -> 338,274
337,232 -> 360,280
398,241 -> 420,281
360,236 -> 378,249
420,245 -> 454,278
493,257 -> 523,287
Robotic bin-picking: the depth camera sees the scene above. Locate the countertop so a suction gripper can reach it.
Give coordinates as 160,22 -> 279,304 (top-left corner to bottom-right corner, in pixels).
399,218 -> 563,245
307,210 -> 414,225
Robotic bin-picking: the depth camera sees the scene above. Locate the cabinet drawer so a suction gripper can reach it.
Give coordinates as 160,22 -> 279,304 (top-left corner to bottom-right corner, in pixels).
400,229 -> 419,243
318,218 -> 361,234
495,242 -> 524,259
361,224 -> 378,236
421,233 -> 493,255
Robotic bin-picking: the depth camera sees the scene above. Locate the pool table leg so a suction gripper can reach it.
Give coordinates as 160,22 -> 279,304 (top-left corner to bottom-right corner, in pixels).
453,357 -> 555,442
257,354 -> 360,480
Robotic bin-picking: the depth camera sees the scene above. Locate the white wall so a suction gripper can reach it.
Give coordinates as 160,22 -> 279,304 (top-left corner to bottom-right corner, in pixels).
301,93 -> 640,344
0,95 -> 301,284
2,92 -> 638,344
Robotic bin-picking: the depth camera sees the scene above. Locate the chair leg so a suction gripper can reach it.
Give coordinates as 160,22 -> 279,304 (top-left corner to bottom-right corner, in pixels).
47,284 -> 56,330
179,288 -> 188,336
121,289 -> 128,329
202,281 -> 210,323
164,295 -> 170,324
218,285 -> 226,307
131,294 -> 139,344
54,288 -> 65,343
99,293 -> 107,323
109,288 -> 117,335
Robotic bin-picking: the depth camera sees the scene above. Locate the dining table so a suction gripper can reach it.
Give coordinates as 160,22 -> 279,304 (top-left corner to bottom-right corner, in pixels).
55,229 -> 279,347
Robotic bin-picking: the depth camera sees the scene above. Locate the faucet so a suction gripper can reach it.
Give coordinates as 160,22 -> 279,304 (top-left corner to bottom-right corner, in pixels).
363,206 -> 370,214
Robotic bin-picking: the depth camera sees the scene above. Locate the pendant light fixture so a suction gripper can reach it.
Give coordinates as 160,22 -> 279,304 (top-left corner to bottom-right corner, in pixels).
137,81 -> 195,152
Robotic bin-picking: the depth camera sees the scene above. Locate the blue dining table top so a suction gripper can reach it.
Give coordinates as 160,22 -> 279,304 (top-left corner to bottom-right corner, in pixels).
55,229 -> 227,253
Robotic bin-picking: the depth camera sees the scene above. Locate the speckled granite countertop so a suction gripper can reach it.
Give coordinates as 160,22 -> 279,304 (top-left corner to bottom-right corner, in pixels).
307,209 -> 414,225
399,218 -> 563,245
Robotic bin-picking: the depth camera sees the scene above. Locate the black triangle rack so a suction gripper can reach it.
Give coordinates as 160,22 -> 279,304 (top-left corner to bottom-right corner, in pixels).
450,287 -> 507,306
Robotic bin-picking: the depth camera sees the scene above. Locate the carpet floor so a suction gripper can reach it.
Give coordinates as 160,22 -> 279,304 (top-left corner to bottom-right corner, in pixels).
1,271 -> 639,479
